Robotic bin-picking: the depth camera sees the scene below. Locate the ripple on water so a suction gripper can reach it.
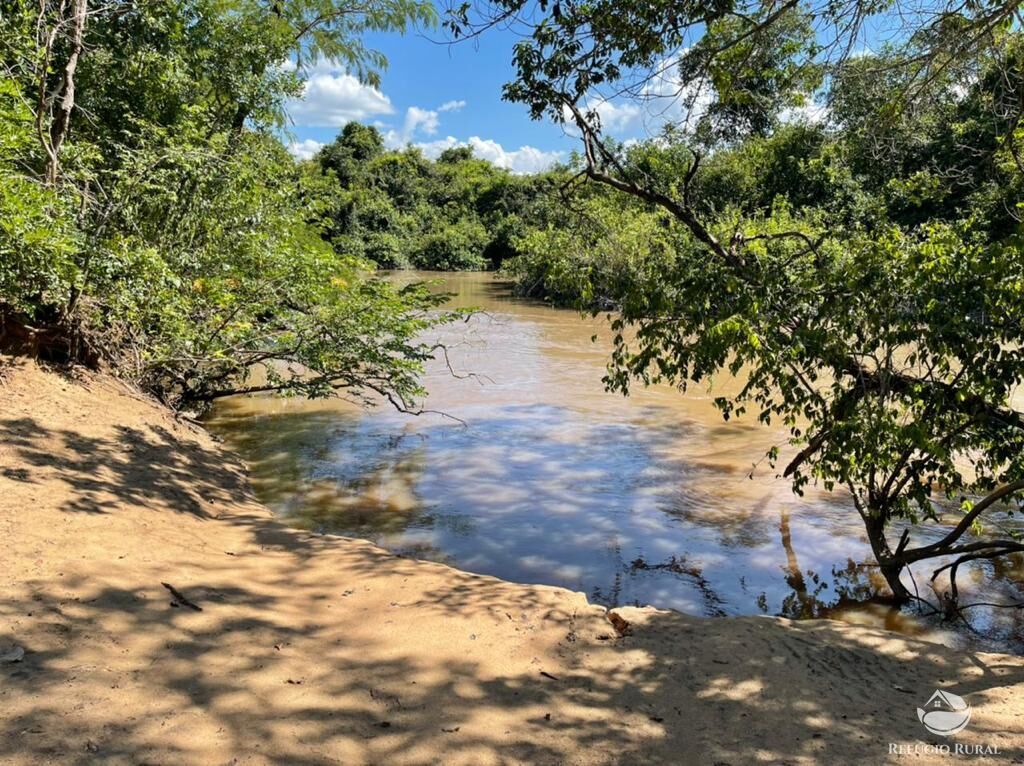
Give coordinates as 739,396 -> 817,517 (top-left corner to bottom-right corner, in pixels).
207,271 -> 1024,653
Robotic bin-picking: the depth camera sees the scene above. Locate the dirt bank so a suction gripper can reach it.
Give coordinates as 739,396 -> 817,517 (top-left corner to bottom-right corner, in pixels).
1,357 -> 1022,765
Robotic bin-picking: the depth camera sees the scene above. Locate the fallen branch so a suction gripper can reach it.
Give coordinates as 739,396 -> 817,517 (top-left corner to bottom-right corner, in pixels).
162,582 -> 203,611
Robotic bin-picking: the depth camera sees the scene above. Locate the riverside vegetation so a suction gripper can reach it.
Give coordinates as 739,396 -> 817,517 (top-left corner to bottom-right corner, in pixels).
2,0 -> 1024,626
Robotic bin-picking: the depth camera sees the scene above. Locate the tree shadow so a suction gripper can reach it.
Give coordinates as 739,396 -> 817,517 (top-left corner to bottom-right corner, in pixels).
0,416 -> 246,517
4,406 -> 1024,763
5,569 -> 1024,764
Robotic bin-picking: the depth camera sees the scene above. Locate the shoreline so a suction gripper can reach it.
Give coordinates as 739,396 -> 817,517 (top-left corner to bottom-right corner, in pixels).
2,356 -> 1023,765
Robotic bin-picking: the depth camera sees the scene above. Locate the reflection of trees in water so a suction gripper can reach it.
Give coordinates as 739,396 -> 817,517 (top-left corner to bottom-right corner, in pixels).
769,507 -> 887,619
212,403 -> 1022,642
390,540 -> 456,565
212,403 -> 860,620
767,559 -> 881,620
208,406 -> 438,538
591,543 -> 727,617
659,491 -> 778,550
209,408 -> 351,506
768,509 -> 1024,650
289,446 -> 431,535
629,555 -> 728,617
590,541 -> 626,608
934,549 -> 1024,647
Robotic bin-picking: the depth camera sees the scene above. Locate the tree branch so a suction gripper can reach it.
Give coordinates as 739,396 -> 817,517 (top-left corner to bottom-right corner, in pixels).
904,480 -> 1024,561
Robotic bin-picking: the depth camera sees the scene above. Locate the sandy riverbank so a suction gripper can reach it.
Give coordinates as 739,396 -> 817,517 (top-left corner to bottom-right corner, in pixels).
2,356 -> 1022,765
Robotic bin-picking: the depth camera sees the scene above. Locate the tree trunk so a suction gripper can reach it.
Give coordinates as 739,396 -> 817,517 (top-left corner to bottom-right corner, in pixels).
878,559 -> 911,604
230,104 -> 249,135
46,0 -> 88,185
864,510 -> 912,604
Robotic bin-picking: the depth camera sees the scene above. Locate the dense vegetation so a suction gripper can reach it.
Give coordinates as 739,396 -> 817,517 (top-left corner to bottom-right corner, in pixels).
0,0 -> 455,411
456,0 -> 1024,612
310,122 -> 562,270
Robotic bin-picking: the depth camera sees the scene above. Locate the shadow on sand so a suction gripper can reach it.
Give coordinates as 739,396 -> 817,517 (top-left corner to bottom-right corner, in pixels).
2,413 -> 1023,764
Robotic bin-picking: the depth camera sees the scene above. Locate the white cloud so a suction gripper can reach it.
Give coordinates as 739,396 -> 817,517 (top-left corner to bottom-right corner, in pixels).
593,100 -> 643,132
406,106 -> 441,136
779,101 -> 829,125
288,139 -> 325,161
284,67 -> 557,174
637,56 -> 714,131
561,99 -> 641,134
383,101 -> 465,148
561,55 -> 714,139
414,135 -> 563,174
287,60 -> 393,127
415,136 -> 461,156
468,137 -> 563,173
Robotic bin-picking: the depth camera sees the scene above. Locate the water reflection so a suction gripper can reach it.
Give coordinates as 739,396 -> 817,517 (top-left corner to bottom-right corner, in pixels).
208,272 -> 1024,653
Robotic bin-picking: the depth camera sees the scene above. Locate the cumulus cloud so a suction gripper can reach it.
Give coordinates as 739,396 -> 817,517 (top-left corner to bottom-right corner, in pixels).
287,138 -> 325,161
414,136 -> 461,156
561,56 -> 714,139
415,136 -> 563,174
467,137 -> 563,173
779,101 -> 829,125
593,100 -> 643,132
287,60 -> 393,127
383,101 -> 467,147
561,99 -> 641,134
635,56 -> 715,132
408,106 -> 441,135
284,66 -> 558,174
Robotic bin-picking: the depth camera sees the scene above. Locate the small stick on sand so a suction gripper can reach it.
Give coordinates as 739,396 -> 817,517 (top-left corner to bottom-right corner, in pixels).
162,582 -> 203,611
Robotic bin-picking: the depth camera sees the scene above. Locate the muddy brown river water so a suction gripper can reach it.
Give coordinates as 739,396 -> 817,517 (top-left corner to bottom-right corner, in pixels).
208,271 -> 1024,652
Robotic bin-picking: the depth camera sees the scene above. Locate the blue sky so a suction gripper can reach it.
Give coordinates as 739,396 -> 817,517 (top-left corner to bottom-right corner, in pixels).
283,23 -> 580,172
282,13 -> 832,172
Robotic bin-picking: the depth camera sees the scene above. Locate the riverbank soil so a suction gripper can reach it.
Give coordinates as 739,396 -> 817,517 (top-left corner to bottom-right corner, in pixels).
2,356 -> 1023,765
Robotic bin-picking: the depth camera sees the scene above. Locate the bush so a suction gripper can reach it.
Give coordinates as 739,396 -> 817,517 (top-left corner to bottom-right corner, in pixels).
410,218 -> 489,270
503,195 -> 678,306
0,79 -> 80,320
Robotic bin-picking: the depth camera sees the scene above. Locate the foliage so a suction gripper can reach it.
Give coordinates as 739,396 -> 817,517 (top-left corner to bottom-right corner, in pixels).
311,125 -> 565,271
411,218 -> 490,270
454,0 -> 1024,607
0,0 -> 452,412
503,192 -> 678,305
683,10 -> 824,142
0,81 -> 80,319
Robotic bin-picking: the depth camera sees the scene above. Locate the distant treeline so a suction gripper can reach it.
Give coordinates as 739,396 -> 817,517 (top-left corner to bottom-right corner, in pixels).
304,122 -> 564,271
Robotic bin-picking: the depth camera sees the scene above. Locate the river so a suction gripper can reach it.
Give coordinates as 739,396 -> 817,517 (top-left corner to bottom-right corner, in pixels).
207,271 -> 1024,651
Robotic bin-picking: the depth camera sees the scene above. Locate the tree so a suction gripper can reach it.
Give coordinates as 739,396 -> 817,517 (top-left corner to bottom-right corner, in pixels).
309,122 -> 561,271
438,145 -> 474,163
0,0 -> 454,414
454,0 -> 1024,608
319,123 -> 387,186
0,79 -> 79,328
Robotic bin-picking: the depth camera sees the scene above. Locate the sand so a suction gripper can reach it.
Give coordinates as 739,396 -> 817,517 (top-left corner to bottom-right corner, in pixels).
1,356 -> 1022,765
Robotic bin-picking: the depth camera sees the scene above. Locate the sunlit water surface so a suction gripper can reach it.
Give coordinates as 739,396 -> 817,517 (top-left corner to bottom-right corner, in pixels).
208,272 -> 1024,652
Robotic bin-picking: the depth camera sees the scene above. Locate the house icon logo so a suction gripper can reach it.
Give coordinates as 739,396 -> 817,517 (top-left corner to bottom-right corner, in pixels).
917,689 -> 971,736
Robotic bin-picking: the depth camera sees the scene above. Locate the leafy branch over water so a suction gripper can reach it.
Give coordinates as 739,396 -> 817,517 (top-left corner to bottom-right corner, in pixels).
457,0 -> 1024,613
